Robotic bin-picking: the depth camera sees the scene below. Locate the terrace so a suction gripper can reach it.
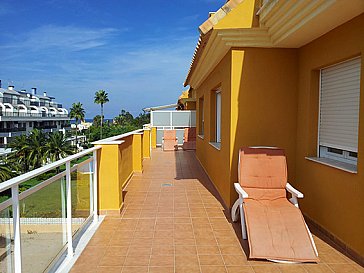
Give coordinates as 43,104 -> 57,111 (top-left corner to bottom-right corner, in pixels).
0,121 -> 363,273
67,148 -> 363,273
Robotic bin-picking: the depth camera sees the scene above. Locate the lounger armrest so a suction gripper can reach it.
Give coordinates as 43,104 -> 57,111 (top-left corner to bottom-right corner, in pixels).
234,183 -> 248,199
286,183 -> 304,198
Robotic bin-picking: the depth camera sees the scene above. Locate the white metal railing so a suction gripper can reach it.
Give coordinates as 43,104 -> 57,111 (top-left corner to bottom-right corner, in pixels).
0,146 -> 101,273
91,128 -> 144,145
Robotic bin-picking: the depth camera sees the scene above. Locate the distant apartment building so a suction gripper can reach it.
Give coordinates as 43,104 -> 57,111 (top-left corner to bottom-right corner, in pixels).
0,80 -> 70,152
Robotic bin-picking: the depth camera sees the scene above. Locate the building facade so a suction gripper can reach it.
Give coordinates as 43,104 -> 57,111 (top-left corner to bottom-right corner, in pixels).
0,80 -> 70,151
184,0 -> 364,264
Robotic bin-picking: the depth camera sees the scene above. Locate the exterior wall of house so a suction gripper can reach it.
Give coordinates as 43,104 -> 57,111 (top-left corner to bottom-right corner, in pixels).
295,14 -> 364,257
195,52 -> 232,206
189,0 -> 364,260
229,48 -> 299,206
195,48 -> 299,208
185,101 -> 196,110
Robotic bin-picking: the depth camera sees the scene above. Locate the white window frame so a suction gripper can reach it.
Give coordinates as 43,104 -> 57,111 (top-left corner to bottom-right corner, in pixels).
319,146 -> 358,165
199,97 -> 204,137
215,90 -> 221,143
317,57 -> 361,166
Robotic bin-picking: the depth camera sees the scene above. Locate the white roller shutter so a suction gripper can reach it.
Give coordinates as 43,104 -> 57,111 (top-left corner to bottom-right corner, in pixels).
319,57 -> 361,152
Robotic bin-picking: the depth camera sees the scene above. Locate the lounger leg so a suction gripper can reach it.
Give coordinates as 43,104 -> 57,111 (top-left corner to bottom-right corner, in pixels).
231,199 -> 240,222
289,196 -> 299,208
239,199 -> 247,240
305,223 -> 319,257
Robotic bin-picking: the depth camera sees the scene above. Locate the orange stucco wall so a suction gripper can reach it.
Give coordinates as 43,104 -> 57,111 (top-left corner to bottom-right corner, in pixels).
196,52 -> 232,206
193,7 -> 364,258
229,48 -> 299,205
295,14 -> 364,256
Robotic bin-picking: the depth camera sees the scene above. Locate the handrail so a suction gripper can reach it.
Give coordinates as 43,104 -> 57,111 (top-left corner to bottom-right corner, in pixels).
0,146 -> 101,192
91,128 -> 144,145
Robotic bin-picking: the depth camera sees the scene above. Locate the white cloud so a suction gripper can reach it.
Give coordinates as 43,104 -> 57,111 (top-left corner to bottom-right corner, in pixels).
0,24 -> 199,117
2,25 -> 119,52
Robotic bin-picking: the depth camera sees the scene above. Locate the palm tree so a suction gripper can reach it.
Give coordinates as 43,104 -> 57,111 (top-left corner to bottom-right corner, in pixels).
0,163 -> 14,182
69,102 -> 85,151
45,132 -> 74,161
94,90 -> 109,139
26,129 -> 47,169
8,134 -> 30,172
44,132 -> 74,172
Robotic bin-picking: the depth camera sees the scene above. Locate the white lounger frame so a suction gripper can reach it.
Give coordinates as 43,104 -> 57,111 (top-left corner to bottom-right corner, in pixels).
231,147 -> 318,262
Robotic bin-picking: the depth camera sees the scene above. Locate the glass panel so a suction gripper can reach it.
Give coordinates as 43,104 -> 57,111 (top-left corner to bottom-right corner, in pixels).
176,129 -> 184,145
19,178 -> 67,273
191,111 -> 196,127
71,161 -> 92,235
153,112 -> 171,126
172,111 -> 191,127
156,129 -> 164,145
0,206 -> 13,273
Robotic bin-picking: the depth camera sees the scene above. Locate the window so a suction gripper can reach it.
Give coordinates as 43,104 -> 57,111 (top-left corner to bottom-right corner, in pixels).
199,96 -> 204,136
318,57 -> 361,166
209,88 -> 222,149
216,90 -> 221,143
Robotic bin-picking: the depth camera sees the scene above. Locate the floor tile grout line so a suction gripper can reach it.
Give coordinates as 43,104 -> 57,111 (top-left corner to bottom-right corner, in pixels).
82,150 -> 357,273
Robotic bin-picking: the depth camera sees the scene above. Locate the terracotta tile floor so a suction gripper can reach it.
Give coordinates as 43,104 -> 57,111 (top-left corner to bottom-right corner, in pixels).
70,149 -> 364,273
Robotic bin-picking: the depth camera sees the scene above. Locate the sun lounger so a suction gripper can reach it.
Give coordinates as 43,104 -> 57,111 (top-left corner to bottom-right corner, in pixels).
182,127 -> 196,150
162,130 -> 178,151
231,147 -> 319,263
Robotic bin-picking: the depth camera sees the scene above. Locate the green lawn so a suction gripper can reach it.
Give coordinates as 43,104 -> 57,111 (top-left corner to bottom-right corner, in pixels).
0,155 -> 92,217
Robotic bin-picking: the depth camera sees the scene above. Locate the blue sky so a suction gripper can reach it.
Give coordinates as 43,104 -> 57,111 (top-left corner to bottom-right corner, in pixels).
0,0 -> 222,118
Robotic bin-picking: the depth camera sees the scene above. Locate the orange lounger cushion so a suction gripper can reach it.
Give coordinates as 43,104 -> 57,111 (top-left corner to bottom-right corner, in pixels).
243,198 -> 319,262
163,130 -> 178,151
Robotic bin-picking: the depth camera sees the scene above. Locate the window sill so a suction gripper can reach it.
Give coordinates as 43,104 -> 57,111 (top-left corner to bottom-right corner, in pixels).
209,142 -> 221,150
198,135 -> 204,140
305,157 -> 357,174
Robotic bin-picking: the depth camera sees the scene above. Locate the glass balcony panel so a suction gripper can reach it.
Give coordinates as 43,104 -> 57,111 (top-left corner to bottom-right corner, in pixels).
172,111 -> 191,127
71,160 -> 92,235
153,112 -> 171,126
0,206 -> 14,273
19,178 -> 67,273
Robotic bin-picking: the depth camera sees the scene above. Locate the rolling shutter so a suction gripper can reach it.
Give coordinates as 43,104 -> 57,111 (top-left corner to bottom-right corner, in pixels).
319,57 -> 361,152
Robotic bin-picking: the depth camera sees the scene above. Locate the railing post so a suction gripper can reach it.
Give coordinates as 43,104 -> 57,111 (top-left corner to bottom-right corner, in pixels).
92,150 -> 98,222
142,128 -> 151,159
89,160 -> 93,216
66,161 -> 73,258
132,134 -> 143,173
12,185 -> 22,273
151,127 -> 157,149
61,178 -> 67,245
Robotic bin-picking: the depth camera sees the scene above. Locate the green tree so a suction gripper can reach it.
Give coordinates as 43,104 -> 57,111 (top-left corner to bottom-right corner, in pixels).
0,163 -> 14,182
26,129 -> 47,169
114,109 -> 133,126
69,102 -> 85,151
44,132 -> 74,169
94,90 -> 109,139
8,134 -> 30,172
133,112 -> 150,128
92,115 -> 102,127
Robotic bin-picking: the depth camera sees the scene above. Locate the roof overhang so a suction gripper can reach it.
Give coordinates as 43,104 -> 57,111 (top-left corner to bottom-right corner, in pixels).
143,103 -> 178,112
185,0 -> 364,88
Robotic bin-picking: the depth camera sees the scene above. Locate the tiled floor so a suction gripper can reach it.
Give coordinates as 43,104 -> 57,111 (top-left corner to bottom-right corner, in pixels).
70,149 -> 364,273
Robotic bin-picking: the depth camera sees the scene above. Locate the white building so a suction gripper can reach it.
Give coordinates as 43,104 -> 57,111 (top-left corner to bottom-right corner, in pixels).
0,80 -> 70,152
